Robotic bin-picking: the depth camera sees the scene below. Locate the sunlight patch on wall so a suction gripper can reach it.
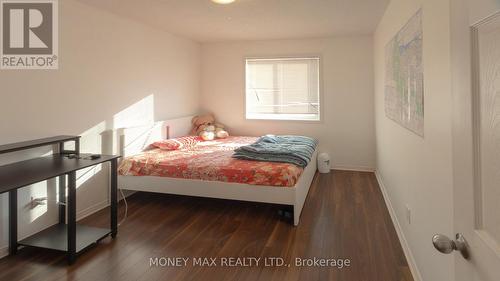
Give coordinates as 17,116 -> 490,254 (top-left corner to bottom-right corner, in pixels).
113,94 -> 157,156
113,94 -> 155,129
73,95 -> 155,189
76,121 -> 106,189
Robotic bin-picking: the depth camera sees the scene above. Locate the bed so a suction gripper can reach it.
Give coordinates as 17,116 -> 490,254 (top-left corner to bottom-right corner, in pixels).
116,116 -> 318,226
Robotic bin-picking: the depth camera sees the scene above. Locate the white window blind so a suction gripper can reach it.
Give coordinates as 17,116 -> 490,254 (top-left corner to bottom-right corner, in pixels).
245,57 -> 320,121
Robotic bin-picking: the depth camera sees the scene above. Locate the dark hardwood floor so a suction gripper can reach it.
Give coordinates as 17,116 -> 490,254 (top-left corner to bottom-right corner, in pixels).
0,171 -> 413,281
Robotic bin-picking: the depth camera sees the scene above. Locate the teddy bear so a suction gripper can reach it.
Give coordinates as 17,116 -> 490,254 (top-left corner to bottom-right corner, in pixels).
191,114 -> 229,141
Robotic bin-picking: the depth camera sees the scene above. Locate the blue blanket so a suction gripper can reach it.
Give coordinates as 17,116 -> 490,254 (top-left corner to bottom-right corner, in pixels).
233,135 -> 317,167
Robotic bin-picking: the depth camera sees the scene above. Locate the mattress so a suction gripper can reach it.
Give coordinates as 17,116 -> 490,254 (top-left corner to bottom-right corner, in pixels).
118,136 -> 304,187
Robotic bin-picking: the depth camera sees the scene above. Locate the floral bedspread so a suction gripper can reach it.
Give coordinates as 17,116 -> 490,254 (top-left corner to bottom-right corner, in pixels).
118,136 -> 304,187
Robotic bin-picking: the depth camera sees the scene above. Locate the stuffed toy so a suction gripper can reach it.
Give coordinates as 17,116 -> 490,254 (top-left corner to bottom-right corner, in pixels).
191,114 -> 229,141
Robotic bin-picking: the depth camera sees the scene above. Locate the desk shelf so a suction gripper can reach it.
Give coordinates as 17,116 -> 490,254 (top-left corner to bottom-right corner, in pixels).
0,136 -> 120,264
19,224 -> 111,253
0,154 -> 119,195
0,135 -> 80,155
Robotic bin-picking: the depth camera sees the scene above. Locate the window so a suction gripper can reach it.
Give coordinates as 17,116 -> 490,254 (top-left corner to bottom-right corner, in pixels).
245,57 -> 320,121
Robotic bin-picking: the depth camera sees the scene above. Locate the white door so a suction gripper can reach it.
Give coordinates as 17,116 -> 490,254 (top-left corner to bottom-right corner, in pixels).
449,2 -> 500,281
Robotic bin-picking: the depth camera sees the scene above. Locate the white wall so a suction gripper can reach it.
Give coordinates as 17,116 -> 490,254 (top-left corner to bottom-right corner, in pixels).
374,0 -> 454,281
0,0 -> 200,256
201,37 -> 375,171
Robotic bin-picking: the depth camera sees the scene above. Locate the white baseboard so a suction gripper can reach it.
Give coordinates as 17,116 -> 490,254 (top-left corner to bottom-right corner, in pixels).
76,189 -> 134,221
77,200 -> 110,221
375,171 -> 423,281
332,165 -> 375,172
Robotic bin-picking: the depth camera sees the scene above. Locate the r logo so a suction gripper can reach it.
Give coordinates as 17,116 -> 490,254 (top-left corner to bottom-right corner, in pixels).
2,2 -> 52,54
1,0 -> 58,69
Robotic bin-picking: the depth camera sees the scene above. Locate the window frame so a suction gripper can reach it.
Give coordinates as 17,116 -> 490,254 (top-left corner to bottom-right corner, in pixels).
243,55 -> 323,122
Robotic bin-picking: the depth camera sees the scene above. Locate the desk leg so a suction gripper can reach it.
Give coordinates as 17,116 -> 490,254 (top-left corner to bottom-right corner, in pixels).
67,171 -> 77,264
59,174 -> 66,224
110,159 -> 118,238
9,190 -> 17,255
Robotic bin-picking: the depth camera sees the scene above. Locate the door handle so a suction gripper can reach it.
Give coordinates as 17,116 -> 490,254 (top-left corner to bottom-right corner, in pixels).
432,233 -> 470,259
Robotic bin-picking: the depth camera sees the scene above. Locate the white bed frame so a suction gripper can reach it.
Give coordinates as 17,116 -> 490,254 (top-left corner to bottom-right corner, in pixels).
116,116 -> 317,226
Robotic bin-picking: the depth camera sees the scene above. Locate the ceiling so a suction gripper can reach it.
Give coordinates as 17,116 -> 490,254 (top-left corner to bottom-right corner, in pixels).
78,0 -> 390,42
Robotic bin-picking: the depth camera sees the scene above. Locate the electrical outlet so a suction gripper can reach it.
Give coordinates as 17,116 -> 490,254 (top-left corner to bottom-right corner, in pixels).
30,197 -> 38,209
406,205 -> 411,225
30,197 -> 47,209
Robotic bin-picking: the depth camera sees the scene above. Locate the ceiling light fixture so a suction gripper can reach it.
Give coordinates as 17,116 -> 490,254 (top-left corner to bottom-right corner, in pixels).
211,0 -> 236,4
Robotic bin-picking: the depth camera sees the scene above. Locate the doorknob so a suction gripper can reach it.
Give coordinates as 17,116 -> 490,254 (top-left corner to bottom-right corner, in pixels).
432,233 -> 470,259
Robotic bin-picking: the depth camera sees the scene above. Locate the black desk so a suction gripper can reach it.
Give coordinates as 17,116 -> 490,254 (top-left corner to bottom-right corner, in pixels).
0,136 -> 120,264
